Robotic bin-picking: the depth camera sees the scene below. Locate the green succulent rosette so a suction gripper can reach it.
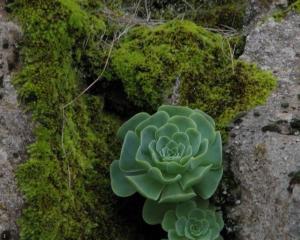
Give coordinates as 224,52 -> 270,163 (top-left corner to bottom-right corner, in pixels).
159,200 -> 224,240
110,105 -> 223,203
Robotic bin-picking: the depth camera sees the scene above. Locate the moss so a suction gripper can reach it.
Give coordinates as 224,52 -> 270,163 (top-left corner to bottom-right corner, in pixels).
289,0 -> 300,12
110,20 -> 276,133
11,1 -> 148,239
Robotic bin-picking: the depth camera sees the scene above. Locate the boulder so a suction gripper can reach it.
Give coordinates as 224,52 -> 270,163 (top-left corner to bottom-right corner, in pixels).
226,13 -> 300,240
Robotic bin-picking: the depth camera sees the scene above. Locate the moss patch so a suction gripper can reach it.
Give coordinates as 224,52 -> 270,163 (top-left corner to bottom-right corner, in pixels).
11,0 -> 153,239
110,20 -> 276,132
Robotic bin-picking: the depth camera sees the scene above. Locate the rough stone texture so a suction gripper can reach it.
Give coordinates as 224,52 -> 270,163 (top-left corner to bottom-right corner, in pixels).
227,13 -> 300,240
244,0 -> 288,33
0,12 -> 33,240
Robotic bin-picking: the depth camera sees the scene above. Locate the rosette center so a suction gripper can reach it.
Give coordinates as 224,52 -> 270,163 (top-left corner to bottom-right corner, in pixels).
187,219 -> 209,238
159,142 -> 185,162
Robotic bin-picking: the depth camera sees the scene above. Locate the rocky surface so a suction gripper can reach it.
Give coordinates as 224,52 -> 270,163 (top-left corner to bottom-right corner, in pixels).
227,13 -> 300,240
0,8 -> 33,240
244,0 -> 288,33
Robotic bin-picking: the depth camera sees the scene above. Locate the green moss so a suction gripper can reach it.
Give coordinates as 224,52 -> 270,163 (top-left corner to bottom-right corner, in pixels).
111,20 -> 276,132
289,0 -> 300,12
11,1 -> 144,239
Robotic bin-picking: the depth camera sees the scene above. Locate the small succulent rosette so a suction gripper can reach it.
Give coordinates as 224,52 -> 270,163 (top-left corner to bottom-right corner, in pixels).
144,199 -> 224,240
110,105 -> 223,203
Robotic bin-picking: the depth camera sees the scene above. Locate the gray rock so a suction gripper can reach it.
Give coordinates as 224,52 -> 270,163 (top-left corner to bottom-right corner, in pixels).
0,21 -> 33,239
226,13 -> 300,240
243,0 -> 288,34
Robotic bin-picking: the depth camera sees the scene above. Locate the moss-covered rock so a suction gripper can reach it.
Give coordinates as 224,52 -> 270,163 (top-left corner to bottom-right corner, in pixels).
110,20 -> 276,132
11,0 -> 153,239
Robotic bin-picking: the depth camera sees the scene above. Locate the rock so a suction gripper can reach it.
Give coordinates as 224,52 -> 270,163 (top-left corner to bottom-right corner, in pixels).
243,0 -> 288,33
241,13 -> 300,83
226,13 -> 300,240
0,20 -> 33,240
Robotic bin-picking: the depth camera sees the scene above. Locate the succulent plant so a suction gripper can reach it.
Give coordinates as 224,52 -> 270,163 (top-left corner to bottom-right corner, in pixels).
110,105 -> 223,203
158,199 -> 224,240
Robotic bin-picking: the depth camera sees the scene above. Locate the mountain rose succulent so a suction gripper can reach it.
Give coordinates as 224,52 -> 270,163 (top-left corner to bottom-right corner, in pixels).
110,105 -> 223,203
160,199 -> 224,240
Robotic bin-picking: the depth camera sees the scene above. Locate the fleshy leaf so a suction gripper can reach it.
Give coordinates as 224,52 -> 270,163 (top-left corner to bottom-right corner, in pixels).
180,164 -> 213,190
162,210 -> 177,231
180,146 -> 193,165
119,131 -> 145,172
126,173 -> 165,201
117,112 -> 150,139
178,143 -> 185,157
189,140 -> 209,169
198,132 -> 222,169
153,160 -> 186,175
186,128 -> 201,156
185,218 -> 210,240
149,167 -> 181,183
206,207 -> 224,239
136,111 -> 169,136
136,148 -> 153,169
195,198 -> 210,209
210,222 -> 222,240
110,160 -> 136,197
166,140 -> 178,150
193,168 -> 223,199
159,105 -> 193,117
194,109 -> 216,127
156,123 -> 179,138
172,132 -> 190,148
159,182 -> 196,203
140,126 -> 157,152
136,126 -> 157,166
142,199 -> 176,225
176,200 -> 197,218
149,140 -> 160,162
168,229 -> 186,240
168,116 -> 197,132
166,162 -> 187,174
190,112 -> 216,143
175,217 -> 187,236
156,136 -> 171,153
188,209 -> 206,221
215,211 -> 224,230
